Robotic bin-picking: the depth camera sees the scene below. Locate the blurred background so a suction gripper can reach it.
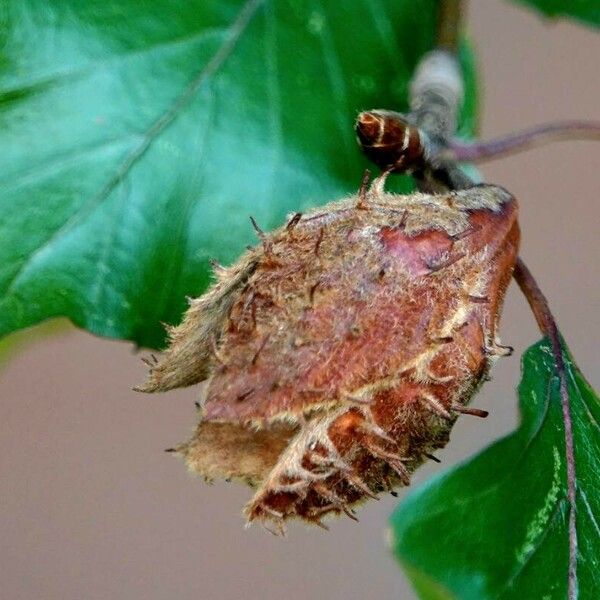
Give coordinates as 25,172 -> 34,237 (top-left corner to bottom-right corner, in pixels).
1,2 -> 598,599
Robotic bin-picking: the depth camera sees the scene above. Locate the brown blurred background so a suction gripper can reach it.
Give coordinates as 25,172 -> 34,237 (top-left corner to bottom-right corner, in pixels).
1,2 -> 598,599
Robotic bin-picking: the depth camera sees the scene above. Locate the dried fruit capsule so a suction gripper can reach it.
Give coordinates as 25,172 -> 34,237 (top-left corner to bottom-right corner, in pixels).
138,180 -> 519,531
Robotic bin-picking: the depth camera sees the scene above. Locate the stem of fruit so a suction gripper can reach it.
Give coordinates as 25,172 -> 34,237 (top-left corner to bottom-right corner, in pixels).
513,259 -> 578,600
407,7 -> 579,596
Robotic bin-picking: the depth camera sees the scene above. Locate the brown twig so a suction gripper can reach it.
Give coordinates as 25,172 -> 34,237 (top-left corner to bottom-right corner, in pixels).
436,0 -> 464,52
449,120 -> 600,163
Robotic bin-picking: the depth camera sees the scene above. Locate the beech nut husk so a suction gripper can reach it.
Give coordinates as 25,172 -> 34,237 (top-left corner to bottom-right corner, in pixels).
138,180 -> 519,532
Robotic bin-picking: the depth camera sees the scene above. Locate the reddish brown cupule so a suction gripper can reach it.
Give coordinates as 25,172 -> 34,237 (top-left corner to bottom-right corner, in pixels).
138,182 -> 519,530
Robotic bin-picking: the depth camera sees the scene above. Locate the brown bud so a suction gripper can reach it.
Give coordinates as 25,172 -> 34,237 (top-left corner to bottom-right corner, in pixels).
138,181 -> 519,531
355,110 -> 428,173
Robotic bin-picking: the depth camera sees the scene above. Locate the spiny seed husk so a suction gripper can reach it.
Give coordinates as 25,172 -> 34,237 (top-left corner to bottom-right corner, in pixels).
138,182 -> 519,531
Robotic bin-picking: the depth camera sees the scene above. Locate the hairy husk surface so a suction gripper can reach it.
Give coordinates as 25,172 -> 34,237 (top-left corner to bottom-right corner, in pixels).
139,182 -> 519,531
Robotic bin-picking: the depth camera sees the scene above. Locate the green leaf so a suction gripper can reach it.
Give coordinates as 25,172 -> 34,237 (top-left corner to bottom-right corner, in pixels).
512,0 -> 600,28
390,338 -> 600,599
0,0 -> 477,349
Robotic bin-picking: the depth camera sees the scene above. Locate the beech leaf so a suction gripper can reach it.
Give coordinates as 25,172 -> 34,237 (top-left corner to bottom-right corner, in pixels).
0,0 -> 476,348
390,338 -> 600,599
512,0 -> 600,28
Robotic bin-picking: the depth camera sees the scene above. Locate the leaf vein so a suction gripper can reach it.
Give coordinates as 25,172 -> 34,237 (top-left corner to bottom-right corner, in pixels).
579,489 -> 600,540
1,0 -> 264,298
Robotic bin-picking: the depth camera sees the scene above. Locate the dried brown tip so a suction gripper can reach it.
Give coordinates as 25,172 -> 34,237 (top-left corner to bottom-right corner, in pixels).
286,212 -> 303,230
357,169 -> 371,209
451,404 -> 489,418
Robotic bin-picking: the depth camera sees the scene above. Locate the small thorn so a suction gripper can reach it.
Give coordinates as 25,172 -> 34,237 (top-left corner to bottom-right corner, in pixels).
194,401 -> 201,410
346,472 -> 378,500
141,353 -> 159,367
425,452 -> 441,463
343,507 -> 359,522
424,370 -> 455,384
312,519 -> 330,531
363,444 -> 410,485
263,506 -> 284,519
392,155 -> 406,172
309,451 -> 351,473
451,224 -> 481,241
420,393 -> 453,420
388,460 -> 411,486
308,280 -> 320,305
313,482 -> 338,500
249,296 -> 258,330
468,295 -> 489,304
141,356 -> 155,368
251,335 -> 270,366
360,422 -> 395,444
390,490 -> 398,497
343,390 -> 374,406
365,442 -> 410,484
209,258 -> 225,273
484,344 -> 514,357
313,484 -> 359,522
310,504 -> 335,517
383,474 -> 395,493
365,442 -> 405,463
249,215 -> 265,239
164,447 -> 177,453
298,387 -> 329,396
314,227 -> 325,257
261,519 -> 286,537
277,481 -> 309,494
357,169 -> 371,209
451,403 -> 489,418
398,209 -> 409,229
370,167 -> 393,197
307,452 -> 331,468
426,252 -> 466,274
236,388 -> 255,403
286,212 -> 303,230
